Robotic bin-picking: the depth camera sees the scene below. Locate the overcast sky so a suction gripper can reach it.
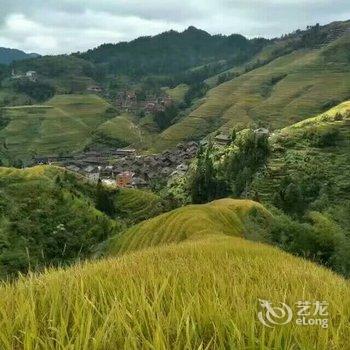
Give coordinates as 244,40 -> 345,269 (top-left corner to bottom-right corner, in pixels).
0,0 -> 349,55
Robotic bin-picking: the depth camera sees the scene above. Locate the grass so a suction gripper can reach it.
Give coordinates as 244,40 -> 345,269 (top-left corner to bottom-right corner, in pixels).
165,84 -> 189,103
0,198 -> 349,349
0,94 -> 112,162
153,34 -> 350,151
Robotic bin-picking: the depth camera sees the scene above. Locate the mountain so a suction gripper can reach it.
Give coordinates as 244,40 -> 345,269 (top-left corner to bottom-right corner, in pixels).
153,20 -> 350,150
172,100 -> 350,276
0,47 -> 40,65
1,20 -> 350,160
0,198 -> 349,349
1,20 -> 350,349
79,26 -> 268,77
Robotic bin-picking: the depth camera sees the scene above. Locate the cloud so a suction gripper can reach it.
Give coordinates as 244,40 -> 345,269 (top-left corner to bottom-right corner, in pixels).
0,0 -> 349,54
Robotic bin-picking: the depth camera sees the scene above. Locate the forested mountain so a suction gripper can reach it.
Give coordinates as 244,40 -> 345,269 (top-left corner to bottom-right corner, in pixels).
1,20 -> 350,162
79,26 -> 269,77
0,47 -> 39,65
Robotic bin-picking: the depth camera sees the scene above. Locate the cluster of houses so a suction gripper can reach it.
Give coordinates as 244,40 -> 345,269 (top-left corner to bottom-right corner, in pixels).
33,127 -> 269,189
11,69 -> 38,82
115,90 -> 173,114
33,142 -> 198,189
80,141 -> 198,188
213,128 -> 270,146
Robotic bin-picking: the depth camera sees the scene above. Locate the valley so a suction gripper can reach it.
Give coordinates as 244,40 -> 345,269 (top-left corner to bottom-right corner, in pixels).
0,16 -> 349,350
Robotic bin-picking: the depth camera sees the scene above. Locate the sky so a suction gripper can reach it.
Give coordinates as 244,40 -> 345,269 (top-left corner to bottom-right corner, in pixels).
0,0 -> 349,55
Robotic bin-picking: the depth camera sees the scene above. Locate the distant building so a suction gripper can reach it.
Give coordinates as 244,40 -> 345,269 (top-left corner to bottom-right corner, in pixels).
132,177 -> 148,188
86,172 -> 100,184
66,165 -> 80,173
254,128 -> 270,137
116,171 -> 134,188
84,165 -> 97,173
11,69 -> 37,81
26,71 -> 38,82
113,148 -> 136,156
214,133 -> 231,145
33,154 -> 58,164
87,85 -> 103,93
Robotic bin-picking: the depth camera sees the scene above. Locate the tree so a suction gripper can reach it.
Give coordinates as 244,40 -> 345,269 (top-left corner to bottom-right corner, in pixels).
95,180 -> 115,216
190,142 -> 229,203
154,105 -> 178,130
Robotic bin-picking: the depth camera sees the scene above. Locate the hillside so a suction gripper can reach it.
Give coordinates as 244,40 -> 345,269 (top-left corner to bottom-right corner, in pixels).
93,113 -> 154,149
114,188 -> 164,223
0,165 -> 164,278
0,199 -> 349,349
107,198 -> 270,255
0,94 -> 114,163
252,101 -> 350,212
11,55 -> 97,93
153,22 -> 350,150
0,48 -> 39,65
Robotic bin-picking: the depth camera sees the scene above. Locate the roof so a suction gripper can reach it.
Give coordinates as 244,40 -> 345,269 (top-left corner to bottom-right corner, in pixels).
214,133 -> 230,141
117,171 -> 135,178
254,128 -> 270,134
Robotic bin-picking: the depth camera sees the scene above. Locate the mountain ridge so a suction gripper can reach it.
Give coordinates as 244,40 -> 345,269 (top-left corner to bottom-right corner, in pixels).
0,47 -> 40,65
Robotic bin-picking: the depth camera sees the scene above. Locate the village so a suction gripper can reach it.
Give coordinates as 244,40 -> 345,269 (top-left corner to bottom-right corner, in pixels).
115,90 -> 173,114
32,128 -> 270,189
33,141 -> 199,189
87,85 -> 175,115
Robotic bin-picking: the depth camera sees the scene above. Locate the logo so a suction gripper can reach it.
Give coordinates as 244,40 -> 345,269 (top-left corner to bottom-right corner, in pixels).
257,299 -> 329,328
258,299 -> 293,328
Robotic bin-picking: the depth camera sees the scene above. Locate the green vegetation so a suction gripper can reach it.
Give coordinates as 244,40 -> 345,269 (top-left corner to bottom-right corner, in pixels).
0,166 -> 117,278
190,129 -> 269,203
0,94 -> 113,163
153,29 -> 350,150
250,102 -> 350,276
0,199 -> 349,349
93,113 -> 155,149
11,79 -> 55,102
1,21 -> 350,349
0,48 -> 39,65
13,55 -> 98,93
114,188 -> 164,223
79,27 -> 267,78
174,102 -> 350,277
164,83 -> 189,103
0,166 -> 166,279
154,105 -> 179,130
252,101 -> 350,212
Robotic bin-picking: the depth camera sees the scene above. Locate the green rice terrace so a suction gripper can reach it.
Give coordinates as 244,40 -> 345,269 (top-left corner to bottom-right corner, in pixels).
0,94 -> 112,161
252,101 -> 350,205
154,32 -> 350,150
